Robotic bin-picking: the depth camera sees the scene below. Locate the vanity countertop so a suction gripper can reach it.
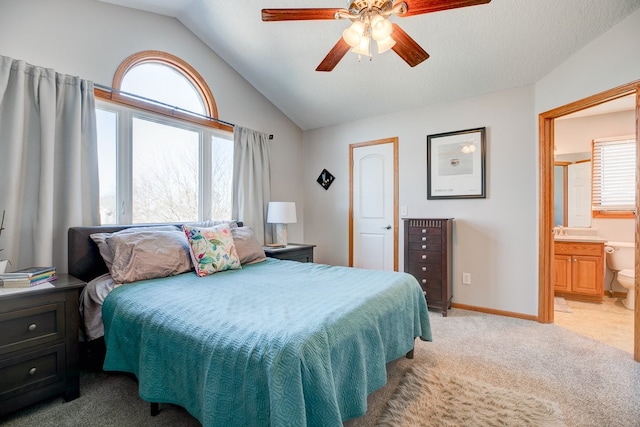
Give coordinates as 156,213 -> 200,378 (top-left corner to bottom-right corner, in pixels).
554,235 -> 608,243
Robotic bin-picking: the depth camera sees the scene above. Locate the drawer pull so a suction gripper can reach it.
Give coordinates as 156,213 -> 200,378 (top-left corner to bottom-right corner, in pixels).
421,279 -> 427,284
422,244 -> 426,249
421,229 -> 427,233
28,323 -> 37,331
421,237 -> 426,241
422,267 -> 427,271
421,255 -> 426,260
29,367 -> 37,376
422,291 -> 426,296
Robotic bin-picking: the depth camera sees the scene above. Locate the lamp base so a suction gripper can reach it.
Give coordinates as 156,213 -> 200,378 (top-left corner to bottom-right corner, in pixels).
274,223 -> 288,246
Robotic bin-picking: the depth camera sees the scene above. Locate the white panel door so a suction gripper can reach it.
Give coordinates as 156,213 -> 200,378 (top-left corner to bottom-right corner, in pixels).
353,143 -> 394,270
567,161 -> 592,227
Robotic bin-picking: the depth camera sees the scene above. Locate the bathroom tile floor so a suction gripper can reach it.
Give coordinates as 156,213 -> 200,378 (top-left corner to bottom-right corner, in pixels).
554,295 -> 634,354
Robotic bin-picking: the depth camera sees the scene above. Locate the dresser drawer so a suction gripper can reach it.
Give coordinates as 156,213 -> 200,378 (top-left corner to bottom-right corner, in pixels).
407,263 -> 442,280
407,251 -> 442,264
408,228 -> 441,242
0,343 -> 66,400
0,302 -> 65,356
407,241 -> 442,251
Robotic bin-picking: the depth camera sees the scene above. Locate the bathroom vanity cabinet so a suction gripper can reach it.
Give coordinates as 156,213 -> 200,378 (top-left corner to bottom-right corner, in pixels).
553,241 -> 604,302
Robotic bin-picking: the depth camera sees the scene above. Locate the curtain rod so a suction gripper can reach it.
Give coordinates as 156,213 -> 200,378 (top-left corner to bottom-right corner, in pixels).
94,83 -> 273,139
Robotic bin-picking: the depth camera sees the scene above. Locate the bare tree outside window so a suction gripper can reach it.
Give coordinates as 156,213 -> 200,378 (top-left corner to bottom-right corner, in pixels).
211,136 -> 233,220
132,118 -> 199,223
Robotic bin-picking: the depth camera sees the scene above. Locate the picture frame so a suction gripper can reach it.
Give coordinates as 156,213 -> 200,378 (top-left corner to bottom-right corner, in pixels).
316,168 -> 335,190
427,127 -> 486,199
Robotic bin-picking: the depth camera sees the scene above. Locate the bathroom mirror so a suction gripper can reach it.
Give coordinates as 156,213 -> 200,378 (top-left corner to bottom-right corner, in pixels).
553,152 -> 590,227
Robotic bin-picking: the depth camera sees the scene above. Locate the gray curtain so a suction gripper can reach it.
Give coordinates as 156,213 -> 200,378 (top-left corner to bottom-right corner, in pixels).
232,126 -> 271,245
0,55 -> 99,273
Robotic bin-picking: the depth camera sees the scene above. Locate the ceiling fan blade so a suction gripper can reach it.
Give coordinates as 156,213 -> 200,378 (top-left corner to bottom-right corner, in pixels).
262,8 -> 342,21
391,24 -> 430,67
316,38 -> 351,72
395,0 -> 491,17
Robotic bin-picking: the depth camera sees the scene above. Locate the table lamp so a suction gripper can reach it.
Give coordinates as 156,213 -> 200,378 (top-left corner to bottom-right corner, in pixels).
267,202 -> 297,246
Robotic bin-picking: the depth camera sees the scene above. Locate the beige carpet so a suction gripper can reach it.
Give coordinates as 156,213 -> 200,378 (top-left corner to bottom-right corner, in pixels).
377,364 -> 565,427
554,296 -> 572,313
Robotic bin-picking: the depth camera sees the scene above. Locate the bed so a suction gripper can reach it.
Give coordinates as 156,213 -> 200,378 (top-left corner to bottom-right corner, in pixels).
68,223 -> 431,426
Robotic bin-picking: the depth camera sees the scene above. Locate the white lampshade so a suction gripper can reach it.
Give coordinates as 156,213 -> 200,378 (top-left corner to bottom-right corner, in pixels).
376,35 -> 396,54
351,35 -> 371,56
342,21 -> 366,47
267,202 -> 297,224
371,15 -> 392,41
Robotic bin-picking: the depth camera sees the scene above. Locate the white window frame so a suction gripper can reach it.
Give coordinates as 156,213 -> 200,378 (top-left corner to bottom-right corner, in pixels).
591,135 -> 636,216
96,99 -> 232,224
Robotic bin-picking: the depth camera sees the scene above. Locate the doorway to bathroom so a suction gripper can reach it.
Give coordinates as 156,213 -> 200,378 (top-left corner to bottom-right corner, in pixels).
538,80 -> 640,362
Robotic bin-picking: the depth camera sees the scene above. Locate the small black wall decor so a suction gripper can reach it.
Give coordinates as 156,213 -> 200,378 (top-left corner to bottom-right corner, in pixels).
317,169 -> 335,190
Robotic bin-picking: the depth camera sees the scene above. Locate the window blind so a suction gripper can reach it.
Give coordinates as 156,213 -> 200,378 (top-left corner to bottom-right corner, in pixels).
591,136 -> 636,212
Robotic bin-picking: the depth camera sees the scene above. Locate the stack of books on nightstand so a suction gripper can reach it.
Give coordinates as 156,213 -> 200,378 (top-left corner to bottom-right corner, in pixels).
0,266 -> 57,288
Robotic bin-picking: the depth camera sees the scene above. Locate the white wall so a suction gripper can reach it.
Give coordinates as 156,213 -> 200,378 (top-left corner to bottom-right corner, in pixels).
304,86 -> 539,316
555,110 -> 636,155
304,7 -> 640,317
0,0 -> 305,242
535,8 -> 640,114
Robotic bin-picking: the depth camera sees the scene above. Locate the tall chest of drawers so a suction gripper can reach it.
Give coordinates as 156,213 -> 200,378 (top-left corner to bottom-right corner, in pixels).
0,275 -> 85,417
404,218 -> 453,317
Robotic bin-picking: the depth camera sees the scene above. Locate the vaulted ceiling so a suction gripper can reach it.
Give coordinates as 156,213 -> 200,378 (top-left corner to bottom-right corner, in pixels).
98,0 -> 640,130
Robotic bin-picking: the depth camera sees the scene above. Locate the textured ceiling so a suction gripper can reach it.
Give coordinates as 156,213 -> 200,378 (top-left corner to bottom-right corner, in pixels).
98,0 -> 640,130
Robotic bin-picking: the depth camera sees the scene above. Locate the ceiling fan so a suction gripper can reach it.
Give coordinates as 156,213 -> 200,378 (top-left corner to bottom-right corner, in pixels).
262,0 -> 491,72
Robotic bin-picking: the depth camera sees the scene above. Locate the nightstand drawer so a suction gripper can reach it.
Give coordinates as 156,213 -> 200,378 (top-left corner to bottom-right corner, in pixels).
0,343 -> 66,400
264,244 -> 316,263
0,302 -> 65,356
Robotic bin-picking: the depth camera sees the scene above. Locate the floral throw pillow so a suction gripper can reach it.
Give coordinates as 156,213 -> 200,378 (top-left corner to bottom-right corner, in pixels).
182,223 -> 241,276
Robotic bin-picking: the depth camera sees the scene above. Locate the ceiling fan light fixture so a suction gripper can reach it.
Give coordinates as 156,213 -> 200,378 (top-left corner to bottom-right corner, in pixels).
351,35 -> 371,56
342,20 -> 366,47
370,15 -> 392,41
376,35 -> 396,53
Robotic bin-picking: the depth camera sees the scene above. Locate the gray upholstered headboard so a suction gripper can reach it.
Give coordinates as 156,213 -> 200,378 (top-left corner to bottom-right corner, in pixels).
67,222 -> 242,283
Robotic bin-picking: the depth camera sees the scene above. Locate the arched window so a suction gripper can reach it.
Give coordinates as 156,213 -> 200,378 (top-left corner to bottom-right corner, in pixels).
95,51 -> 233,225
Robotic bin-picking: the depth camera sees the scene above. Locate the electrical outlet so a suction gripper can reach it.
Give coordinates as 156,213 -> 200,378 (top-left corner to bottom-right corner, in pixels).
462,273 -> 471,285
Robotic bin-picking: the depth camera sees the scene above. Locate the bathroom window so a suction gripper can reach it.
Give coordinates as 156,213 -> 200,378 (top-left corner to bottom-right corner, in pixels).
591,136 -> 636,218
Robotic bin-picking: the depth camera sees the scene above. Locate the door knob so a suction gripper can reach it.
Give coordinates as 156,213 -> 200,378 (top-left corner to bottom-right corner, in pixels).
383,225 -> 391,230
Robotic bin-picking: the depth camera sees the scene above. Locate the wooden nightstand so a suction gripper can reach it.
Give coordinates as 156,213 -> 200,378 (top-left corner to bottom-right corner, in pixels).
0,274 -> 85,417
264,244 -> 316,263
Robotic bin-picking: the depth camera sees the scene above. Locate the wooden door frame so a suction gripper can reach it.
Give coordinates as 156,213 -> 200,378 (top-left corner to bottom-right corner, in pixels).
538,80 -> 640,362
349,137 -> 399,270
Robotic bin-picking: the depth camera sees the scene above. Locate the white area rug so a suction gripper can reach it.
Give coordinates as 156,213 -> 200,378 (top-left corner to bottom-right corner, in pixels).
377,364 -> 565,427
554,296 -> 572,313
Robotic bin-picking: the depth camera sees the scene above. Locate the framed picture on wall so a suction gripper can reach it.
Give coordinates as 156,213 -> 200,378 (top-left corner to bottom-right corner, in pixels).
427,127 -> 486,199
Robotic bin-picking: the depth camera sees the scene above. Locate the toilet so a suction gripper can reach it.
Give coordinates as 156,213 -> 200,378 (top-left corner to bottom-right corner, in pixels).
604,241 -> 635,310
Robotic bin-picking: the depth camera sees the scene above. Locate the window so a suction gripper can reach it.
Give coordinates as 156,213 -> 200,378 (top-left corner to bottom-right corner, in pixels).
95,51 -> 233,225
591,136 -> 636,217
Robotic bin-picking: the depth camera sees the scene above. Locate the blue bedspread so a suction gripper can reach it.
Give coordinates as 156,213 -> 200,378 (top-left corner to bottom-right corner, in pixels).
102,259 -> 431,426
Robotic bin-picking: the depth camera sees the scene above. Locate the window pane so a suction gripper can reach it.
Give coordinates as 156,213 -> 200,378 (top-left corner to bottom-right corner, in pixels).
211,135 -> 233,220
122,63 -> 205,115
132,117 -> 199,223
592,138 -> 636,211
96,109 -> 117,225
